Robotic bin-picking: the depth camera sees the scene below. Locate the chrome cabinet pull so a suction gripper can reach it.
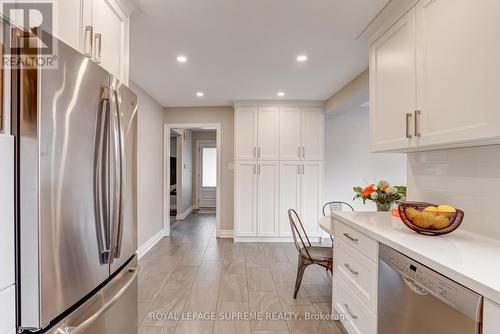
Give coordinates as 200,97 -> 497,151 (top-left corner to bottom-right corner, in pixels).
253,164 -> 256,175
414,110 -> 421,137
257,164 -> 261,175
343,233 -> 358,242
94,33 -> 102,63
343,303 -> 358,320
84,25 -> 93,58
297,147 -> 301,158
344,263 -> 359,276
302,147 -> 305,158
258,147 -> 261,158
297,165 -> 300,175
253,147 -> 257,158
405,113 -> 413,139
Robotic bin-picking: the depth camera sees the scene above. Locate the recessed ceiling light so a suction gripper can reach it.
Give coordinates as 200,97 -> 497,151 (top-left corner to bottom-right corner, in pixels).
277,91 -> 285,97
296,54 -> 308,62
196,91 -> 204,97
176,55 -> 187,63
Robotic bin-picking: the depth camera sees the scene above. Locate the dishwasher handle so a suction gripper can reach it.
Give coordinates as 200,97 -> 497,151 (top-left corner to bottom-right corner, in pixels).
402,274 -> 428,296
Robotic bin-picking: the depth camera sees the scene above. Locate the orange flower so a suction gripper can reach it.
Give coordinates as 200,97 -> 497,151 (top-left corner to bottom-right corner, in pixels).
362,184 -> 376,197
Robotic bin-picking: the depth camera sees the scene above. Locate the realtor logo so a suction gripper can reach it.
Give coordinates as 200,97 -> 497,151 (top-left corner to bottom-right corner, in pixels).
2,1 -> 58,68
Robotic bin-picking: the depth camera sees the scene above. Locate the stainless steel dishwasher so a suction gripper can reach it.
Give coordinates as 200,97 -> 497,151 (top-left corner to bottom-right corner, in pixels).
378,244 -> 483,334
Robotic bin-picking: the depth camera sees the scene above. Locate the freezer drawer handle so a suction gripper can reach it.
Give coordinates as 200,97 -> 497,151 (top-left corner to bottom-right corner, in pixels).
62,266 -> 138,334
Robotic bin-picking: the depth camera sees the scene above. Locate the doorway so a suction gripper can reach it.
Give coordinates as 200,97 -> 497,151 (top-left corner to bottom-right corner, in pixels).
163,123 -> 221,237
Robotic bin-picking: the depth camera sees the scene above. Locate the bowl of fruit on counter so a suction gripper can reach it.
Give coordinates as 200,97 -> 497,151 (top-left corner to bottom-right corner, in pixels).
397,202 -> 464,236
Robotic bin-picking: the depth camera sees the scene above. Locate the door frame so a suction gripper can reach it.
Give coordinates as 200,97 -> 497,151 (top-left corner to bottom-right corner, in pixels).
195,139 -> 217,209
163,123 -> 222,237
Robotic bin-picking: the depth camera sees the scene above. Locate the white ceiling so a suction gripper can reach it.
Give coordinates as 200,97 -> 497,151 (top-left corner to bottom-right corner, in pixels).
130,0 -> 388,107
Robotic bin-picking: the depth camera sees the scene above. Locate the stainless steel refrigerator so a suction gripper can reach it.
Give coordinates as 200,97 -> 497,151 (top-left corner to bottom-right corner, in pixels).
10,20 -> 139,333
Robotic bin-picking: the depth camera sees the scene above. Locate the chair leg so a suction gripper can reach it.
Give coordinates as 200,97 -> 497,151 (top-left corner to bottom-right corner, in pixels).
293,256 -> 307,299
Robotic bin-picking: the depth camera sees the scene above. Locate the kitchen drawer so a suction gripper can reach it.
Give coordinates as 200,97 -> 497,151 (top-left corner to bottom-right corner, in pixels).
0,285 -> 16,334
334,219 -> 378,262
334,274 -> 376,334
335,239 -> 378,314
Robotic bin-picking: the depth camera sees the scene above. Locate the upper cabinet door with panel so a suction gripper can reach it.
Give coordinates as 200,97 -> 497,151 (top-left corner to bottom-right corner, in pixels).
415,0 -> 500,148
370,7 -> 416,152
235,107 -> 258,160
257,107 -> 280,160
91,0 -> 129,83
301,108 -> 323,160
55,0 -> 82,51
279,107 -> 302,160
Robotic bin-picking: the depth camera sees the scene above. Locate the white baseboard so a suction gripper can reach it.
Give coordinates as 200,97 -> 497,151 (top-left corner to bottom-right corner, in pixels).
218,229 -> 234,238
234,236 -> 322,243
137,230 -> 164,259
176,205 -> 193,220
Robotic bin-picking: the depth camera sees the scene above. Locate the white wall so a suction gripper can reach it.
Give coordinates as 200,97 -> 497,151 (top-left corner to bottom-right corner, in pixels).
131,81 -> 165,247
407,145 -> 500,238
325,106 -> 407,211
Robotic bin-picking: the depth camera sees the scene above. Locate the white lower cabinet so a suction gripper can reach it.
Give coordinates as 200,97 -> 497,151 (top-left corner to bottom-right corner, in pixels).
278,162 -> 301,237
0,286 -> 15,334
234,162 -> 258,237
0,136 -> 14,291
257,162 -> 279,237
484,299 -> 500,334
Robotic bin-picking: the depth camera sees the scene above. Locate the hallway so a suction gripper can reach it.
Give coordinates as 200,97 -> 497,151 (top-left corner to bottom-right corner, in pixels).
138,213 -> 344,334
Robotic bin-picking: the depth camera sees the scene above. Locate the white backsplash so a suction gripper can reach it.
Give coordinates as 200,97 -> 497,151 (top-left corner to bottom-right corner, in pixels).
407,145 -> 500,238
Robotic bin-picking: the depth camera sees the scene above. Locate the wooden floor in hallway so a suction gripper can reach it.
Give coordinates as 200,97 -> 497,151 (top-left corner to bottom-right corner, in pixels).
138,213 -> 346,334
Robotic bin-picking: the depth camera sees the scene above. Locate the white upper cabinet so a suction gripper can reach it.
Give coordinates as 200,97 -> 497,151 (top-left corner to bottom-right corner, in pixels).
55,0 -> 82,49
370,8 -> 416,152
301,107 -> 324,161
235,107 -> 258,160
369,0 -> 500,152
234,161 -> 257,237
415,0 -> 500,148
257,162 -> 279,237
279,107 -> 302,160
257,107 -> 280,160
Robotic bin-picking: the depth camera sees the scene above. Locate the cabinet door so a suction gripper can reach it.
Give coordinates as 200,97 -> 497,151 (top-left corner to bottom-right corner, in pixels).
92,0 -> 129,82
370,8 -> 416,152
56,0 -> 82,51
235,107 -> 258,160
257,162 -> 279,237
234,162 -> 257,236
279,107 -> 302,160
301,108 -> 323,160
0,136 -> 14,291
301,162 -> 323,237
279,162 -> 301,237
257,107 -> 280,160
416,0 -> 500,148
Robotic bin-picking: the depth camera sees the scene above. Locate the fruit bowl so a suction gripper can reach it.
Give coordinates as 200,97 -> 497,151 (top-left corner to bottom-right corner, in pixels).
397,201 -> 464,236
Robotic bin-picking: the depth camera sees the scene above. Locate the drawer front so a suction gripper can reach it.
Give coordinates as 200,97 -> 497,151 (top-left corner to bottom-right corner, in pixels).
0,286 -> 16,334
334,219 -> 378,262
335,239 -> 378,314
334,275 -> 377,334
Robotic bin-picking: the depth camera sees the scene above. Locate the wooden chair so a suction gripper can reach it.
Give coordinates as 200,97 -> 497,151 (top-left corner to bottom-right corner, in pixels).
288,209 -> 333,299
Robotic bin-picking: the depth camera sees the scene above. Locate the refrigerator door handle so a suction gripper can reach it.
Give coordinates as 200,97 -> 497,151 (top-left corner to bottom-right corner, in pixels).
62,266 -> 138,334
93,88 -> 112,264
114,89 -> 125,259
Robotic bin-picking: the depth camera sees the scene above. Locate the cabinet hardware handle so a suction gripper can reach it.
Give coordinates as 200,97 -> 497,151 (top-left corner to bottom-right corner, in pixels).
405,113 -> 413,139
297,165 -> 300,175
257,164 -> 261,175
253,165 -> 256,175
344,263 -> 359,276
297,147 -> 301,158
253,147 -> 257,158
302,147 -> 305,158
414,110 -> 421,137
94,33 -> 102,64
258,147 -> 261,158
84,25 -> 93,58
343,303 -> 358,320
343,233 -> 358,242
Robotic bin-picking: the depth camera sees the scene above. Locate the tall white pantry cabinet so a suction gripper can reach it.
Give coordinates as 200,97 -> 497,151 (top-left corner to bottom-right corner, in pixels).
234,103 -> 324,241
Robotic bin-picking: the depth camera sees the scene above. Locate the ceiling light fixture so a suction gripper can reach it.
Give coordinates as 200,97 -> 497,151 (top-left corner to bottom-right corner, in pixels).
277,91 -> 285,97
296,54 -> 308,62
196,91 -> 204,97
176,55 -> 187,63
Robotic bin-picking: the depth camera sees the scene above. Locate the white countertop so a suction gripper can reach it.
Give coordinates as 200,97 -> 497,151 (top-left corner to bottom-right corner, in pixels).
320,212 -> 500,304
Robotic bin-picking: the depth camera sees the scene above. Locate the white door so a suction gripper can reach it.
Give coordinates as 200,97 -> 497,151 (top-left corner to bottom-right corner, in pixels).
234,162 -> 257,237
370,8 -> 417,152
197,141 -> 216,208
91,0 -> 129,82
416,0 -> 500,148
257,107 -> 280,160
279,107 -> 302,160
300,162 -> 323,237
279,162 -> 301,237
301,108 -> 324,160
257,162 -> 279,237
235,107 -> 258,160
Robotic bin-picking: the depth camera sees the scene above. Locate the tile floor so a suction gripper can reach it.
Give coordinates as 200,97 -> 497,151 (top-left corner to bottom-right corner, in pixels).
138,213 -> 346,334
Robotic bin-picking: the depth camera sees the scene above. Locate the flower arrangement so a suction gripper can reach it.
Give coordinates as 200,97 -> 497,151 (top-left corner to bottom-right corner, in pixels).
353,180 -> 407,211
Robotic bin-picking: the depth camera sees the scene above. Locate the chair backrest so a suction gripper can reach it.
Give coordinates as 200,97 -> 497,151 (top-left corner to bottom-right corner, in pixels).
322,201 -> 355,216
288,209 -> 312,260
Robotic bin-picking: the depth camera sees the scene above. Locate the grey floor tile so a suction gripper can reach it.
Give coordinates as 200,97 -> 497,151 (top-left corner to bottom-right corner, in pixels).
269,262 -> 296,283
247,267 -> 276,292
223,256 -> 247,275
174,320 -> 214,334
246,255 -> 269,268
142,290 -> 189,327
248,292 -> 287,331
275,283 -> 311,307
162,266 -> 198,290
139,271 -> 171,299
182,281 -> 219,313
196,261 -> 223,282
219,274 -> 249,302
138,299 -> 155,326
139,326 -> 176,334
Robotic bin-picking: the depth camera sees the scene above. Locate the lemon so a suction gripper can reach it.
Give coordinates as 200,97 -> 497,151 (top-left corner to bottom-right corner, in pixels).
423,206 -> 439,216
437,205 -> 456,218
432,215 -> 451,230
